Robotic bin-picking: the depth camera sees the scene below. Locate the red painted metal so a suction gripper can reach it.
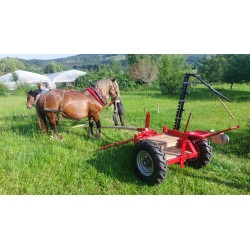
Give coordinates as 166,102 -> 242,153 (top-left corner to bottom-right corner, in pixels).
100,111 -> 239,170
100,138 -> 134,150
134,129 -> 158,144
145,112 -> 150,129
186,125 -> 240,142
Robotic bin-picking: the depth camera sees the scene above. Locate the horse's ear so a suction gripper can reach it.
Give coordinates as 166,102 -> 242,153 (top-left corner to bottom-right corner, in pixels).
111,78 -> 116,82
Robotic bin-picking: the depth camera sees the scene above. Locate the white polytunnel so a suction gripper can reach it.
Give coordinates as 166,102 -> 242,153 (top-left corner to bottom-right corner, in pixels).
45,69 -> 86,87
0,70 -> 55,90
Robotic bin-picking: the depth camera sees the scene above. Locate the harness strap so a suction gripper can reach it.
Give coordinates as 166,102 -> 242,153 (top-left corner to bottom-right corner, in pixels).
91,83 -> 107,103
87,86 -> 107,106
34,93 -> 41,106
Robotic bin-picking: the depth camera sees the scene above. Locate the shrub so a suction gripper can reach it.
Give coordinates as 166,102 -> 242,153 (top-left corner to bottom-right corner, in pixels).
116,74 -> 136,91
75,75 -> 90,89
0,83 -> 8,96
13,83 -> 35,96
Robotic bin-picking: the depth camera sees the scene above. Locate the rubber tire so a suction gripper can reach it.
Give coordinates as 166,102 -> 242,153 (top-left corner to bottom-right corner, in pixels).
133,140 -> 168,185
187,140 -> 212,169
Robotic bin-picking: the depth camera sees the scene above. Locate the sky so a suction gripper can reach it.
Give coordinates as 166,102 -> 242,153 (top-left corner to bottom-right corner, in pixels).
0,54 -> 77,60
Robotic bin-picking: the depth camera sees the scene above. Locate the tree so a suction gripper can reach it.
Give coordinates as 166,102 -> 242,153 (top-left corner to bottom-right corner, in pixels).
223,54 -> 250,89
44,62 -> 64,74
11,72 -> 19,83
108,60 -> 124,76
158,55 -> 188,94
198,55 -> 228,83
0,58 -> 25,76
198,54 -> 250,89
127,54 -> 160,66
128,58 -> 158,85
127,54 -> 149,65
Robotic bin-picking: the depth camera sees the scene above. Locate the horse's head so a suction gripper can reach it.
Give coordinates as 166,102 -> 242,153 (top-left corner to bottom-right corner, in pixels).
109,78 -> 120,102
26,90 -> 37,109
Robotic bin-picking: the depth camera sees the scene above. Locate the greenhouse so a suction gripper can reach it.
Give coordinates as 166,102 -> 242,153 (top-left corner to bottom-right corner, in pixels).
0,70 -> 55,90
45,69 -> 86,87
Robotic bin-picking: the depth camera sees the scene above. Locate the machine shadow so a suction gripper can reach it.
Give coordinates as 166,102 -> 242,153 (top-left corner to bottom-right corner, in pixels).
185,168 -> 250,192
87,142 -> 145,186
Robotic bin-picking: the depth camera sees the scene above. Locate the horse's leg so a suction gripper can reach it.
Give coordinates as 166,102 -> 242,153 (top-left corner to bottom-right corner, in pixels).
46,112 -> 62,139
35,106 -> 48,133
92,114 -> 102,138
95,119 -> 102,138
88,117 -> 95,138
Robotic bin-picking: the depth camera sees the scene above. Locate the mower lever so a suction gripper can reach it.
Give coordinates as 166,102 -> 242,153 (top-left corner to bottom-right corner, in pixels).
193,125 -> 240,143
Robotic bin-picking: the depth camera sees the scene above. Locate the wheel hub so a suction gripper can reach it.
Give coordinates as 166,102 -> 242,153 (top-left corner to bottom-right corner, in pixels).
137,150 -> 154,176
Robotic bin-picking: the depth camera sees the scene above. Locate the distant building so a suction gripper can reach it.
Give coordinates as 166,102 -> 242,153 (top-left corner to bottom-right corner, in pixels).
0,70 -> 55,90
45,69 -> 86,88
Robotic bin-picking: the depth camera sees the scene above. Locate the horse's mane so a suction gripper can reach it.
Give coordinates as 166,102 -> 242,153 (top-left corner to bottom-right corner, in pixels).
95,79 -> 120,97
95,79 -> 110,91
28,89 -> 39,98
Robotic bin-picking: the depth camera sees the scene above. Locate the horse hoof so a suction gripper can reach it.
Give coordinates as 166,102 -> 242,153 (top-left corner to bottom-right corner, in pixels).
96,133 -> 103,139
58,134 -> 63,140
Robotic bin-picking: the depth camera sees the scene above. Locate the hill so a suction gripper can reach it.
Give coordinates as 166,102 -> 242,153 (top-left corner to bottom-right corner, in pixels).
29,54 -> 128,70
1,54 -> 207,76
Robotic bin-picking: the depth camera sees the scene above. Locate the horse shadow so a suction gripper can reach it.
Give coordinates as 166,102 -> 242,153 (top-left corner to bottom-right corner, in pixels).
1,112 -> 145,186
0,114 -> 40,137
3,111 -> 91,138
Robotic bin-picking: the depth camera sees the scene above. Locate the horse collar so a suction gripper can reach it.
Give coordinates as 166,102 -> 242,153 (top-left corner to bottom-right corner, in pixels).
87,87 -> 107,106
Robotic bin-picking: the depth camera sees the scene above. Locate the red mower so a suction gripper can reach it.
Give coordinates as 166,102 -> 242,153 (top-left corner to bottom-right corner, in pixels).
100,73 -> 239,185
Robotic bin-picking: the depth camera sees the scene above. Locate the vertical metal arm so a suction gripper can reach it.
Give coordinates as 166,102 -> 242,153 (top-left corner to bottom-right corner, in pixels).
173,74 -> 191,130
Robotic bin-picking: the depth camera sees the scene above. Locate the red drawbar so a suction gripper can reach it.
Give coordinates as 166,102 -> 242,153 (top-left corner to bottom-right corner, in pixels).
87,87 -> 107,106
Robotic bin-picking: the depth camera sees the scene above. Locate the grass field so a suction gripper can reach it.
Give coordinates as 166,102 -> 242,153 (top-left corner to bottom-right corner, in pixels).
0,84 -> 249,194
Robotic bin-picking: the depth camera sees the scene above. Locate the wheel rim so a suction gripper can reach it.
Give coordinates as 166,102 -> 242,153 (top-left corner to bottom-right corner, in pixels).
136,150 -> 154,176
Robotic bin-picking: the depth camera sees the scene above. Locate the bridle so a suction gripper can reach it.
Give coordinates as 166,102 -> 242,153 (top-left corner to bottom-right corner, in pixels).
109,80 -> 119,101
27,91 -> 36,107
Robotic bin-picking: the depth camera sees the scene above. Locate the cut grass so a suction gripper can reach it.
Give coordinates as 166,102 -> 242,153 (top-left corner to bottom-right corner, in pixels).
0,84 -> 249,194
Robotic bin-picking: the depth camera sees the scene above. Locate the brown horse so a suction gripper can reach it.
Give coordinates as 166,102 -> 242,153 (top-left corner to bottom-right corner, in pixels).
26,78 -> 120,138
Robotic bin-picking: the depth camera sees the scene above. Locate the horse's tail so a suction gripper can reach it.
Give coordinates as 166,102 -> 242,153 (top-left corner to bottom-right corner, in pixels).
35,106 -> 48,132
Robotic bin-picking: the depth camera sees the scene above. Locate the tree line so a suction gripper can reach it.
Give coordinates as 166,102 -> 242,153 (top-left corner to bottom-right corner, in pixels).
0,58 -> 66,75
198,54 -> 250,89
1,54 -> 250,94
76,54 -> 250,93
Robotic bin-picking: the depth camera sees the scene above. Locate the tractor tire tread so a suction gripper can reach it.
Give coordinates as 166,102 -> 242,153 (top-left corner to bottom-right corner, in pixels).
187,140 -> 212,169
133,140 -> 168,185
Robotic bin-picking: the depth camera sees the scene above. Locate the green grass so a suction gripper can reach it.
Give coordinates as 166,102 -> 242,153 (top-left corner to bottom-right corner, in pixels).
0,84 -> 249,194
